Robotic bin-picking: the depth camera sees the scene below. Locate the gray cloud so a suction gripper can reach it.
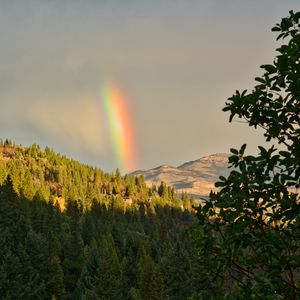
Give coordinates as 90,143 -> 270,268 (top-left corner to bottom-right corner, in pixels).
24,95 -> 106,154
0,0 -> 299,170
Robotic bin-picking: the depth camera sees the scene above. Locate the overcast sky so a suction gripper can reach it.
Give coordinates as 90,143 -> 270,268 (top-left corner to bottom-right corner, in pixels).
1,0 -> 300,172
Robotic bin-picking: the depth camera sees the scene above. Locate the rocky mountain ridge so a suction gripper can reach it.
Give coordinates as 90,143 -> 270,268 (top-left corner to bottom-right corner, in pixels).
131,153 -> 231,199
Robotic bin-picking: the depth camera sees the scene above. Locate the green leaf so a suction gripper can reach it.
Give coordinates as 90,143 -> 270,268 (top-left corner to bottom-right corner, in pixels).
258,146 -> 267,156
215,181 -> 226,188
294,12 -> 300,22
281,18 -> 293,31
255,77 -> 266,84
230,148 -> 239,155
261,64 -> 277,74
239,144 -> 247,155
271,26 -> 281,32
276,76 -> 285,87
229,113 -> 235,122
276,32 -> 285,40
279,151 -> 290,158
219,176 -> 227,182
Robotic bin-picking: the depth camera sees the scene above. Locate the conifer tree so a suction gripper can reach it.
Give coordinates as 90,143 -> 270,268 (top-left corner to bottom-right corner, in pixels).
95,235 -> 122,299
0,161 -> 7,185
162,242 -> 191,300
63,200 -> 84,295
22,169 -> 36,200
138,254 -> 166,300
76,236 -> 122,299
48,256 -> 65,300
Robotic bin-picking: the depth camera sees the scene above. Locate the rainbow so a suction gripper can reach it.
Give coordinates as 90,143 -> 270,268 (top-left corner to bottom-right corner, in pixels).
101,84 -> 138,173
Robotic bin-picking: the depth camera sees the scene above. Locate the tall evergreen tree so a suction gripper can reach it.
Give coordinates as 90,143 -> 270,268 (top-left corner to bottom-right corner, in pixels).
138,254 -> 166,300
162,242 -> 191,300
48,256 -> 65,300
63,200 -> 84,296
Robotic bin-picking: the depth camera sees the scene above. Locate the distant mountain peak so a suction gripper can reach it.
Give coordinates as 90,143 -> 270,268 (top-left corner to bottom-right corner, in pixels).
131,153 -> 231,199
200,153 -> 229,160
182,153 -> 229,164
154,164 -> 176,170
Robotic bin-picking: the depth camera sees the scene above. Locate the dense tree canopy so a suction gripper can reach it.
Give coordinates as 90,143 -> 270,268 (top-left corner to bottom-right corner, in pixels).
0,141 -> 202,299
197,10 -> 300,299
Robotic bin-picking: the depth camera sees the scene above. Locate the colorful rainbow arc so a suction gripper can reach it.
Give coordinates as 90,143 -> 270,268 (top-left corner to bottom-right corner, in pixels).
101,84 -> 138,174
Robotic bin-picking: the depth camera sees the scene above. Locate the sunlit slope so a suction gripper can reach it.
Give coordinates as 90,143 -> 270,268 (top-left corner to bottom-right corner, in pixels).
0,141 -> 194,211
131,153 -> 231,198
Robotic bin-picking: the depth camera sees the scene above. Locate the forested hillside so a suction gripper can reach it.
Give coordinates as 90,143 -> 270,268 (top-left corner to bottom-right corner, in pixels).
0,139 -> 208,300
0,139 -> 195,211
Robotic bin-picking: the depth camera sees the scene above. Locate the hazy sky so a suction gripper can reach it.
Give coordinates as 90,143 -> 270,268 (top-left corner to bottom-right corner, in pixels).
1,0 -> 300,173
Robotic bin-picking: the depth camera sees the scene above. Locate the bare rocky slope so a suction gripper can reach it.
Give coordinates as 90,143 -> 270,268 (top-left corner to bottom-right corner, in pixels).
131,153 -> 231,199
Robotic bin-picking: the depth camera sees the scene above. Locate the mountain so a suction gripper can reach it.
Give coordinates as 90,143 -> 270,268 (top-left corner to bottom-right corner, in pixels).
131,153 -> 231,199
